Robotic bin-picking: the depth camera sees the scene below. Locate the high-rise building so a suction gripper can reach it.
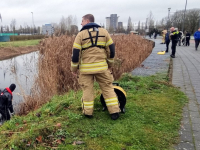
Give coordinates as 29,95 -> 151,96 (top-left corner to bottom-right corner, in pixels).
118,22 -> 123,29
127,17 -> 133,30
42,24 -> 54,35
106,14 -> 119,31
106,17 -> 110,30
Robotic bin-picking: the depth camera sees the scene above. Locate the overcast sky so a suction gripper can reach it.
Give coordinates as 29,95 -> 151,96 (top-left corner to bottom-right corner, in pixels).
0,0 -> 200,30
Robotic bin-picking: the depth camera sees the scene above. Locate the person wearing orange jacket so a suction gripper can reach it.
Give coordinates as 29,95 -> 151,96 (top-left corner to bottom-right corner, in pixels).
71,14 -> 120,120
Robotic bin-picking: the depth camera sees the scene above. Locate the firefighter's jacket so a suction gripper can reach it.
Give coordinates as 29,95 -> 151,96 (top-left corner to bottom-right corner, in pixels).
71,23 -> 115,74
170,30 -> 179,41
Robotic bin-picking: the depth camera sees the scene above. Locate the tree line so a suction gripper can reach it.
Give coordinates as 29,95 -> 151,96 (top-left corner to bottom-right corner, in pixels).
0,15 -> 78,35
157,8 -> 200,34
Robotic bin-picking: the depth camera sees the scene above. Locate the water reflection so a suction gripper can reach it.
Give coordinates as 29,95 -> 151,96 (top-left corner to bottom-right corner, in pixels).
0,52 -> 38,107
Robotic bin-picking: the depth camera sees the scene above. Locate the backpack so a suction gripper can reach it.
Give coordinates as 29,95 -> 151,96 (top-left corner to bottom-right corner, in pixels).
0,90 -> 8,107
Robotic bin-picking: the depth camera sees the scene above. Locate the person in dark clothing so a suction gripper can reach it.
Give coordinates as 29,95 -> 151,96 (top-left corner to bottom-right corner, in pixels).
0,84 -> 16,122
170,27 -> 179,58
154,32 -> 157,39
194,27 -> 200,50
149,32 -> 152,38
177,30 -> 182,46
165,30 -> 170,52
185,31 -> 191,46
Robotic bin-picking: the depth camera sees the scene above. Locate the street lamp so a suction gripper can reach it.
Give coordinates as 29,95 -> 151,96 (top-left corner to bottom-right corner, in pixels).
168,8 -> 171,29
145,18 -> 148,38
31,12 -> 35,34
181,0 -> 187,46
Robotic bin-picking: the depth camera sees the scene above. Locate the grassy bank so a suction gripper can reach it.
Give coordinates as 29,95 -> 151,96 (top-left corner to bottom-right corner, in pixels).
0,74 -> 187,149
0,39 -> 40,48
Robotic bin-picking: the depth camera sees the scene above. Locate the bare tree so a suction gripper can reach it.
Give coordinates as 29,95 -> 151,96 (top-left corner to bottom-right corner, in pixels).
10,19 -> 16,33
57,15 -> 78,35
159,8 -> 200,34
147,11 -> 155,33
6,25 -> 9,32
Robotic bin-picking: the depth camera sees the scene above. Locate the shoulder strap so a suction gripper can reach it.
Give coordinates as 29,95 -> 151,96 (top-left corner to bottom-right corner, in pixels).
88,29 -> 94,46
87,28 -> 99,47
95,30 -> 99,46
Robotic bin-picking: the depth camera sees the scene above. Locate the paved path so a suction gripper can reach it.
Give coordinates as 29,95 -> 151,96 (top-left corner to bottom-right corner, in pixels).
132,38 -> 170,76
173,44 -> 200,150
132,38 -> 200,150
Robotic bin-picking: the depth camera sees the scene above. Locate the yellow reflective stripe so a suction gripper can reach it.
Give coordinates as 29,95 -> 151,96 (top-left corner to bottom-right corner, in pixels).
106,39 -> 113,46
82,43 -> 92,48
105,97 -> 118,106
82,101 -> 94,109
80,61 -> 107,68
105,97 -> 118,102
97,42 -> 106,45
84,105 -> 93,108
83,101 -> 94,105
80,66 -> 108,72
71,62 -> 78,67
82,42 -> 106,48
107,58 -> 114,63
106,102 -> 119,106
73,43 -> 82,49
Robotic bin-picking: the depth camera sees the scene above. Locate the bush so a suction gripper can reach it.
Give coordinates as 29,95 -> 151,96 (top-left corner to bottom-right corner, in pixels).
10,35 -> 45,41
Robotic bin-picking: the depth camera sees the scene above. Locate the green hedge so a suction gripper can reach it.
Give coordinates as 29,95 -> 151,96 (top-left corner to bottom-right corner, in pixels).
10,35 -> 45,41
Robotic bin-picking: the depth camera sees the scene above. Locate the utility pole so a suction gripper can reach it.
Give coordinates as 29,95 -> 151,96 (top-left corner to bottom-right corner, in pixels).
145,18 -> 148,38
31,12 -> 35,35
182,0 -> 187,46
168,8 -> 171,30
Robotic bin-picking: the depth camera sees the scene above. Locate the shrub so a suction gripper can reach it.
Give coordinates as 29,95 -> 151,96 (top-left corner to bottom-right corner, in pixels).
10,35 -> 46,41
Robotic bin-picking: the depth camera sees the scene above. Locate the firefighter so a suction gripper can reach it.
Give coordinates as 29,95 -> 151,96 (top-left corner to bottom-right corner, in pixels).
0,84 -> 16,121
71,14 -> 120,120
185,31 -> 191,46
170,27 -> 179,58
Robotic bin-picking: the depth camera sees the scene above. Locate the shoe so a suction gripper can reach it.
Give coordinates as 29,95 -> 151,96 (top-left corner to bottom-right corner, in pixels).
196,48 -> 197,51
84,115 -> 93,118
170,55 -> 175,58
111,113 -> 119,120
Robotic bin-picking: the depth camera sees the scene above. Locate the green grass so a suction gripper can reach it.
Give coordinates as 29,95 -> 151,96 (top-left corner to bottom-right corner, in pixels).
0,39 -> 40,47
0,74 -> 187,149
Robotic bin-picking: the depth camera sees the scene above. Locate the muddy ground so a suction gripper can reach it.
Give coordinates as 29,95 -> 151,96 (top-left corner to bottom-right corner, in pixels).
0,46 -> 38,61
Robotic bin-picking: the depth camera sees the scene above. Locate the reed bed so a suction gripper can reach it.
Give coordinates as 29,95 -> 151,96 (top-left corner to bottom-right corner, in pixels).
10,35 -> 45,41
18,34 -> 154,115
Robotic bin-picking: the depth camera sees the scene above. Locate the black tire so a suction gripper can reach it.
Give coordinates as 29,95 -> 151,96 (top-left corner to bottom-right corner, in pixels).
100,89 -> 126,113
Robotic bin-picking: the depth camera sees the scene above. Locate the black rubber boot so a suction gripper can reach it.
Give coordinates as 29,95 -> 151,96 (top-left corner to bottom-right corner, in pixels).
84,115 -> 93,118
111,113 -> 119,120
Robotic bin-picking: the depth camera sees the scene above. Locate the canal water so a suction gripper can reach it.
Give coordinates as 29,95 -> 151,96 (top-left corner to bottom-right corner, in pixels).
0,52 -> 38,108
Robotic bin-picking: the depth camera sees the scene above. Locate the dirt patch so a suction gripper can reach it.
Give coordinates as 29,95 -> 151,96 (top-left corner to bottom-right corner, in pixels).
0,46 -> 39,61
168,57 -> 173,84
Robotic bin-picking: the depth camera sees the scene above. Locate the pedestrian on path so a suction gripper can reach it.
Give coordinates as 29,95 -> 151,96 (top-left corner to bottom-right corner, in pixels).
177,29 -> 182,46
185,31 -> 191,46
170,27 -> 179,58
165,30 -> 170,53
194,27 -> 200,50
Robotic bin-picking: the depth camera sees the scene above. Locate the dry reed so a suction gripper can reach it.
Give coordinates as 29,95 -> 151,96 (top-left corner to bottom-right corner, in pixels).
10,35 -> 46,41
18,34 -> 154,115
